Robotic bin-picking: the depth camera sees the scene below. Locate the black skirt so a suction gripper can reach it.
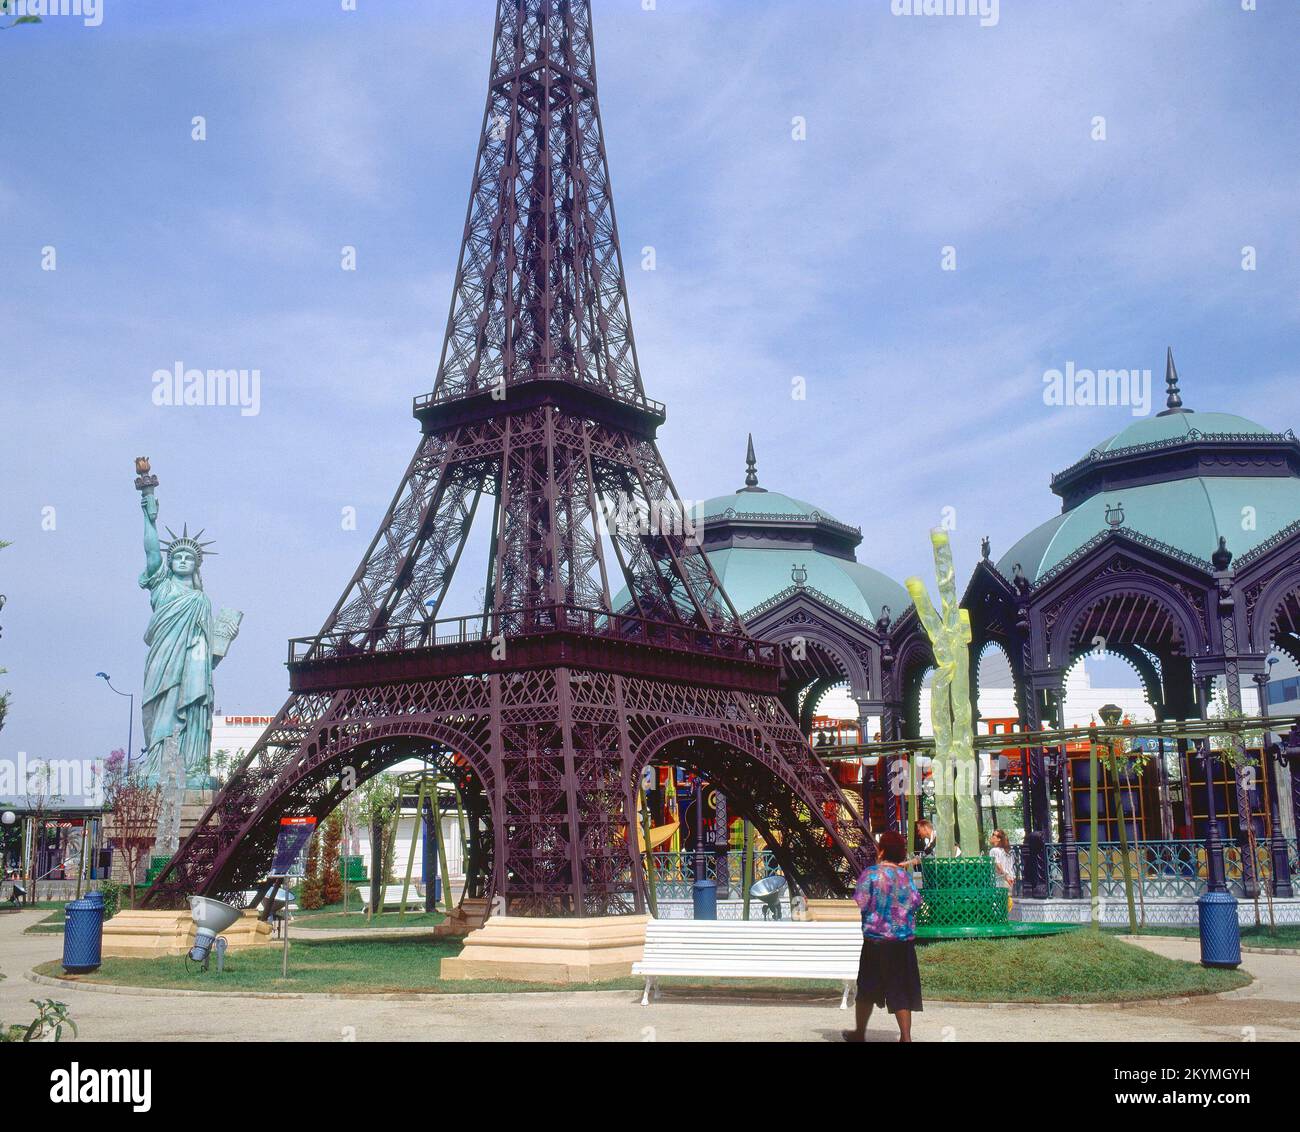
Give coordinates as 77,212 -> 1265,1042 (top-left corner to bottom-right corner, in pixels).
856,937 -> 923,1014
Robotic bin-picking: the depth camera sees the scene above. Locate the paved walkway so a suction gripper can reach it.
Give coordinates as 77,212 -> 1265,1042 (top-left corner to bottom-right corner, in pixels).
2,911 -> 1296,1042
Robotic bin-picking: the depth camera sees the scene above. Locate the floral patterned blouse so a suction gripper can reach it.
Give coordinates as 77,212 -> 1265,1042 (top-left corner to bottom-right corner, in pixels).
853,863 -> 922,942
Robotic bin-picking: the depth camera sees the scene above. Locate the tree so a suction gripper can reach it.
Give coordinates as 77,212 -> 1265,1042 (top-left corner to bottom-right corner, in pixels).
298,832 -> 324,910
209,748 -> 232,787
321,810 -> 344,905
357,776 -> 399,920
103,749 -> 161,909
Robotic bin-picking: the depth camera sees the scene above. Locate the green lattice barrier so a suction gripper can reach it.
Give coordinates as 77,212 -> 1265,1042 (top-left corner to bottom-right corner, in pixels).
914,854 -> 1075,940
144,855 -> 171,885
918,856 -> 1008,928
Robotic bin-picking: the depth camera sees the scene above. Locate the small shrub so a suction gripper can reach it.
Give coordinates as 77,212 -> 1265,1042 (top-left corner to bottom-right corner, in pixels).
0,999 -> 77,1042
99,880 -> 121,920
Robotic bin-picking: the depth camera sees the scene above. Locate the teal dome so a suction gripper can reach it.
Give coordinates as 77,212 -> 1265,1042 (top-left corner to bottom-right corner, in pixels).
1088,411 -> 1273,457
998,474 -> 1300,583
1002,356 -> 1300,583
702,489 -> 848,526
691,436 -> 909,623
704,545 -> 909,623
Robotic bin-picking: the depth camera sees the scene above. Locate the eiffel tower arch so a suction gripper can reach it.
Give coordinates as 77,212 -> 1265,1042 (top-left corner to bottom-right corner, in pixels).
145,0 -> 871,916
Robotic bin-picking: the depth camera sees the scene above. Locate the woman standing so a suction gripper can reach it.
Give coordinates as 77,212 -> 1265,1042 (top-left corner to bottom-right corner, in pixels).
989,829 -> 1015,892
843,830 -> 923,1043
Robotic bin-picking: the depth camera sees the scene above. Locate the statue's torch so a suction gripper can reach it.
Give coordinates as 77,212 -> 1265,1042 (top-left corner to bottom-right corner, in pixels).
134,455 -> 159,495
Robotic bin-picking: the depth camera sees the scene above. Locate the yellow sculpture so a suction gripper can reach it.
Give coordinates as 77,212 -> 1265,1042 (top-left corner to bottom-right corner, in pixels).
905,529 -> 978,857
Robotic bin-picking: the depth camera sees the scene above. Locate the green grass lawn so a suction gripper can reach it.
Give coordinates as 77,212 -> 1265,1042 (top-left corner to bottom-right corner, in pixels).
23,908 -> 67,934
1102,923 -> 1300,950
20,897 -> 449,936
33,928 -> 1249,1002
291,905 -> 447,931
917,930 -> 1249,1002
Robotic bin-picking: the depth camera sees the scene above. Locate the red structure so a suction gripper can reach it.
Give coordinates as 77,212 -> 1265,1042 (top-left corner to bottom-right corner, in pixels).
146,0 -> 869,916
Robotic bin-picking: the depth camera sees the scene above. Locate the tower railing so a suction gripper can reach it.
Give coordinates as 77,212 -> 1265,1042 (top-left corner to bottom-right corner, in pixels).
288,603 -> 778,668
413,363 -> 666,419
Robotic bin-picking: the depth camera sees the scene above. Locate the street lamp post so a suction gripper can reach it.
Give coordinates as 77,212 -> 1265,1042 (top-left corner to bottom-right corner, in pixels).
1199,737 -> 1229,895
1255,659 -> 1294,898
1099,703 -> 1137,934
96,673 -> 134,766
691,778 -> 717,920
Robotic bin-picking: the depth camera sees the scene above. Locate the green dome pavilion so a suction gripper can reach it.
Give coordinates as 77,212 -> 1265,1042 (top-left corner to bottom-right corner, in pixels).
700,436 -> 909,624
999,350 -> 1300,584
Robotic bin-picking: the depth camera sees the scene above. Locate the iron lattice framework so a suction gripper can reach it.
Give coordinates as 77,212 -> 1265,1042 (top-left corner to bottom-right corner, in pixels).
146,0 -> 869,916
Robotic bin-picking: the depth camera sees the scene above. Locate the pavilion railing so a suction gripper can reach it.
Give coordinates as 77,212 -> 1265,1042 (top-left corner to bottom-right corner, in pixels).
648,850 -> 782,901
1012,839 -> 1300,900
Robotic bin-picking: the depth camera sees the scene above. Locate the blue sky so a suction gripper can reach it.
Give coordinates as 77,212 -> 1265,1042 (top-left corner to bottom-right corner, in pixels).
1,0 -> 1298,763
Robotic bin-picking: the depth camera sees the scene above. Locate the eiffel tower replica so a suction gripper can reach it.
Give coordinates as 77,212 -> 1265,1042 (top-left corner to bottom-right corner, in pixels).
147,0 -> 869,917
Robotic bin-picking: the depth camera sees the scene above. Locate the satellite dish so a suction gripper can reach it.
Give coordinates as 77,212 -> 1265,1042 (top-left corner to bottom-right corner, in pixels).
749,874 -> 788,920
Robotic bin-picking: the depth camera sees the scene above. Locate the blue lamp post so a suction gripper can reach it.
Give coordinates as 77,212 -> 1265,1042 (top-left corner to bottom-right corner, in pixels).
96,673 -> 134,767
691,777 -> 717,920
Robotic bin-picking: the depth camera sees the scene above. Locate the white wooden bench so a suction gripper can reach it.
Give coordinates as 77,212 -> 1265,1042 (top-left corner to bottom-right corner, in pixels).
355,885 -> 426,913
632,919 -> 864,1008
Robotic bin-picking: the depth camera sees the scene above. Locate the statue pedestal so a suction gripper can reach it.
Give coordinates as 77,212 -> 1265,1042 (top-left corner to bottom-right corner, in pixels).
101,908 -> 273,959
106,791 -> 214,888
153,735 -> 186,856
440,915 -> 648,983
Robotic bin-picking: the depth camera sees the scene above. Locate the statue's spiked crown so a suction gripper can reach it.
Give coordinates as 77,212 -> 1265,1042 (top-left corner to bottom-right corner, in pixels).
162,523 -> 216,568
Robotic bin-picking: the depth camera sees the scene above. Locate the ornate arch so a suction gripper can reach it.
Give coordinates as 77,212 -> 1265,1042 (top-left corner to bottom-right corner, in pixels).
748,600 -> 875,696
630,721 -> 869,896
1045,572 -> 1208,670
203,715 -> 495,903
1246,563 -> 1300,662
1057,647 -> 1161,718
891,620 -> 936,740
972,638 -> 1023,722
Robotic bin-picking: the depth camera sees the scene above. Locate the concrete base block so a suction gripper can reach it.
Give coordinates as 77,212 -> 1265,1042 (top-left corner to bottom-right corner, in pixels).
440,914 -> 648,983
101,908 -> 273,959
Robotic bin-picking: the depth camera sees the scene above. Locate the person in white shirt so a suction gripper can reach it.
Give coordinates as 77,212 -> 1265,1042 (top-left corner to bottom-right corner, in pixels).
988,829 -> 1014,892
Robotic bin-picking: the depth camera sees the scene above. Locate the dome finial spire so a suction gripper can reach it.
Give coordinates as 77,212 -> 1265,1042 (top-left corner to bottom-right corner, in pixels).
1158,346 -> 1192,416
739,433 -> 766,492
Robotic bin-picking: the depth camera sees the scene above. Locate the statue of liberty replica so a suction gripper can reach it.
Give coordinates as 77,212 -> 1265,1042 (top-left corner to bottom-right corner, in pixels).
134,458 -> 242,856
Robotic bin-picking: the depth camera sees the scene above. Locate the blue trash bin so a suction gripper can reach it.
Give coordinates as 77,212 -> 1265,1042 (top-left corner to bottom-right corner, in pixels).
1196,891 -> 1241,968
692,878 -> 717,920
84,889 -> 104,909
62,897 -> 104,974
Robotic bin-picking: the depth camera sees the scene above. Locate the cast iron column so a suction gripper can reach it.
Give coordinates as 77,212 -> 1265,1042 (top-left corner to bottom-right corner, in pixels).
1255,671 -> 1294,897
1213,543 -> 1258,896
1052,687 -> 1081,900
421,792 -> 439,912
